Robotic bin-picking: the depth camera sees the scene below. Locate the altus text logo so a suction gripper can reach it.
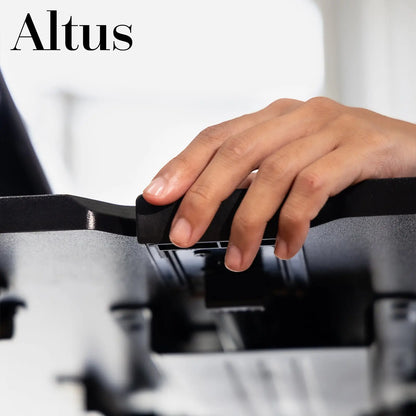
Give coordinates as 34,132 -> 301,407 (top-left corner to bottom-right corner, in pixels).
11,10 -> 133,51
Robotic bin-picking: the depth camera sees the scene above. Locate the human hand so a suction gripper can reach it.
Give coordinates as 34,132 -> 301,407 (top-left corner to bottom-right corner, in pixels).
143,97 -> 416,271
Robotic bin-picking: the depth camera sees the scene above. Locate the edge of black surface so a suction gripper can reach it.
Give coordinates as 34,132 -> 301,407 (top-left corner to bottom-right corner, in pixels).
136,177 -> 416,244
0,194 -> 136,236
0,177 -> 415,241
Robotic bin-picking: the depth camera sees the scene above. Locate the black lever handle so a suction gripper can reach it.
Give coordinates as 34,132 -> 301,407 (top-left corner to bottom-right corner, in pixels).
136,177 -> 416,245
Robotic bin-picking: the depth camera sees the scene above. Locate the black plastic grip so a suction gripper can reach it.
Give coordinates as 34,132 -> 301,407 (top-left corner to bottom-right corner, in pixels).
136,178 -> 416,245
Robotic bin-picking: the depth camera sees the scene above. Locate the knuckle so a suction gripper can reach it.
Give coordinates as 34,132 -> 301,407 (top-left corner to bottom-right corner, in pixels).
267,98 -> 301,113
279,207 -> 305,227
187,184 -> 215,204
196,124 -> 231,147
334,112 -> 356,127
172,153 -> 192,172
324,113 -> 356,137
219,136 -> 251,161
305,96 -> 337,115
297,170 -> 325,193
258,157 -> 292,185
233,211 -> 262,231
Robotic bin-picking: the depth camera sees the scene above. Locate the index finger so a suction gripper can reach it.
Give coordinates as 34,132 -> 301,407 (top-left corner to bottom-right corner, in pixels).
142,99 -> 302,205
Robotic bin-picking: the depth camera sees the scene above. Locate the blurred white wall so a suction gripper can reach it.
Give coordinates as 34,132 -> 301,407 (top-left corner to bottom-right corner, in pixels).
317,0 -> 416,122
0,0 -> 324,204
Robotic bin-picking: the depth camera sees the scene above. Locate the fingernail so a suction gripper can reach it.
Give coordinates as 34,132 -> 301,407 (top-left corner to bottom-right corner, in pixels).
225,244 -> 243,271
143,177 -> 168,197
274,237 -> 287,259
170,217 -> 192,246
